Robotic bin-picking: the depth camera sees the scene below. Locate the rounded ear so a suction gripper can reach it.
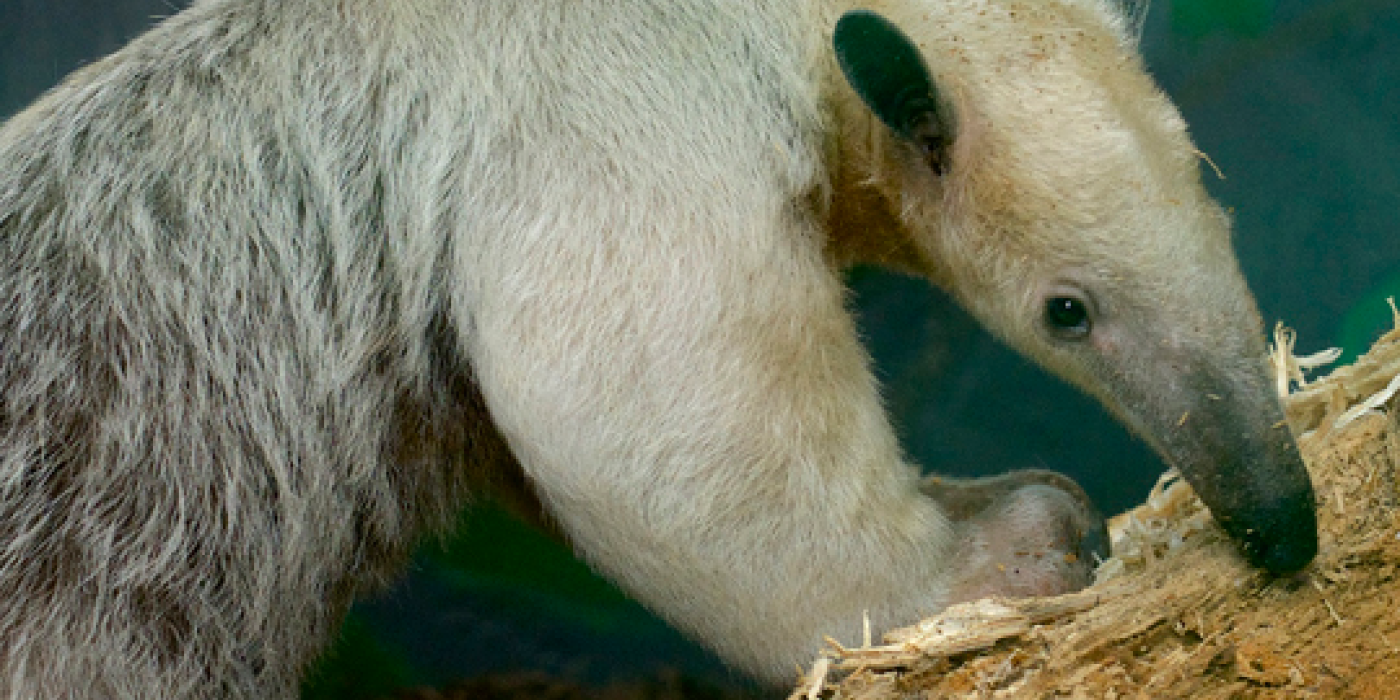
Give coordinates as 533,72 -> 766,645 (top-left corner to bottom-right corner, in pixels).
834,10 -> 953,172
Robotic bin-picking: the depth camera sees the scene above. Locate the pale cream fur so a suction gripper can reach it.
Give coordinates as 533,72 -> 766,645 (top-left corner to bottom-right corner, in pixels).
0,0 -> 1285,696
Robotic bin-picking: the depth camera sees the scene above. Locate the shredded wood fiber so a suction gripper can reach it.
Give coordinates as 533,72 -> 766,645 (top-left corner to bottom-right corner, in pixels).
793,306 -> 1400,699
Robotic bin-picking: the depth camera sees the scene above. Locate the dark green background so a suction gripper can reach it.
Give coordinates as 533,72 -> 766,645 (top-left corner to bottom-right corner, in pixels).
3,0 -> 1396,694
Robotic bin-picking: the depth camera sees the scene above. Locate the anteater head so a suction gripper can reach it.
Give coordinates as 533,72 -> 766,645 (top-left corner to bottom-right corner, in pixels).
831,2 -> 1316,573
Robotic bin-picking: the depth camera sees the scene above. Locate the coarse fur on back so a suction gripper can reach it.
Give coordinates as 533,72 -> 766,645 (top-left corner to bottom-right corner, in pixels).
0,0 -> 1311,696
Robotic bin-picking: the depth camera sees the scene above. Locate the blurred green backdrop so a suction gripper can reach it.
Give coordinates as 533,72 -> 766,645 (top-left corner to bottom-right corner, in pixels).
2,0 -> 1397,695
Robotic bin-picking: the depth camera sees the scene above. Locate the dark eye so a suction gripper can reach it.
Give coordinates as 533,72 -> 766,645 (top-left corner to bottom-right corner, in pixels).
1044,296 -> 1091,339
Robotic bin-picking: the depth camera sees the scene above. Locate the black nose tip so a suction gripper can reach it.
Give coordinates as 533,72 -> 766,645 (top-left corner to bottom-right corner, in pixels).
1236,498 -> 1318,574
1245,528 -> 1318,574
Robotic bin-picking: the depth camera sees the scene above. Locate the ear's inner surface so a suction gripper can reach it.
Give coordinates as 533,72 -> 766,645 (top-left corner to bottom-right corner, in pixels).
833,9 -> 953,169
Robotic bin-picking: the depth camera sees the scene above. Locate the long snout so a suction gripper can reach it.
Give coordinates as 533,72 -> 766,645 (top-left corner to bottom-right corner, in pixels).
1173,408 -> 1316,572
1153,370 -> 1317,573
